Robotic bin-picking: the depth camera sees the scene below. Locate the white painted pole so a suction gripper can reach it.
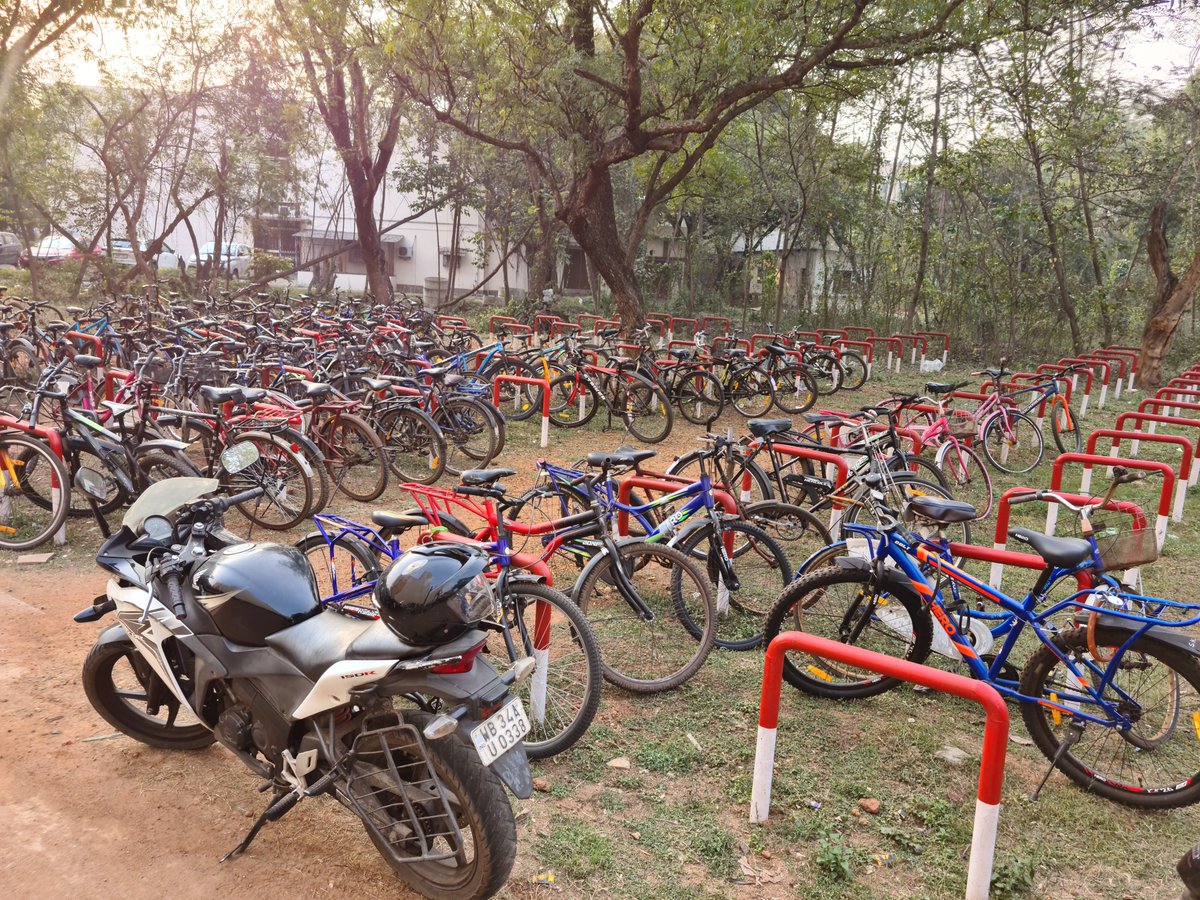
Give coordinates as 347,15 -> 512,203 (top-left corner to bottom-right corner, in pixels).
540,413 -> 549,448
749,725 -> 778,824
1156,512 -> 1168,550
965,800 -> 1001,900
52,485 -> 67,546
1079,391 -> 1089,418
1098,382 -> 1108,410
988,541 -> 1006,589
530,647 -> 549,725
1033,416 -> 1044,448
1173,479 -> 1186,523
1045,502 -> 1059,536
1190,458 -> 1199,488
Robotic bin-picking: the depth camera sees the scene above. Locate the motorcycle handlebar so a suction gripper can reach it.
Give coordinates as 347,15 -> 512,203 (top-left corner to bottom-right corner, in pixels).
219,486 -> 265,510
165,572 -> 187,620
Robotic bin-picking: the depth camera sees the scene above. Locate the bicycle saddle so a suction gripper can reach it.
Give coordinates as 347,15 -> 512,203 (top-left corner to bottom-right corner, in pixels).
199,384 -> 243,404
371,509 -> 434,532
300,380 -> 334,399
585,448 -> 657,469
460,468 -> 516,486
72,354 -> 104,369
240,387 -> 268,403
1008,528 -> 1092,568
905,496 -> 977,524
925,382 -> 956,394
669,349 -> 695,360
803,413 -> 844,425
46,320 -> 71,331
764,343 -> 791,355
363,376 -> 393,392
65,306 -> 84,317
747,418 -> 793,438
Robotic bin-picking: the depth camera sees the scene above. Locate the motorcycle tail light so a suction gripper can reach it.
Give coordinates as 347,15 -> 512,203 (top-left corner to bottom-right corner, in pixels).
429,638 -> 486,674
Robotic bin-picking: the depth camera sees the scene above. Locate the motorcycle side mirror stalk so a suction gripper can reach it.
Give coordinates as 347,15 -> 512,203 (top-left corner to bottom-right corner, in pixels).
73,467 -> 111,539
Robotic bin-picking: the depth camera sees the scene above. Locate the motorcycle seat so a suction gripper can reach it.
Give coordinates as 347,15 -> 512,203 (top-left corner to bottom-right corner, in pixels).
266,610 -> 424,681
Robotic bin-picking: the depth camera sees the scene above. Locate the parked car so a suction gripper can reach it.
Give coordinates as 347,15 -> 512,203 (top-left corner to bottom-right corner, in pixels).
19,235 -> 102,267
0,231 -> 22,267
181,241 -> 252,278
108,238 -> 181,271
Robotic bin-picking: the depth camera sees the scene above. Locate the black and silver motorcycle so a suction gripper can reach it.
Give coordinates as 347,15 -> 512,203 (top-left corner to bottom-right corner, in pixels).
73,445 -> 533,900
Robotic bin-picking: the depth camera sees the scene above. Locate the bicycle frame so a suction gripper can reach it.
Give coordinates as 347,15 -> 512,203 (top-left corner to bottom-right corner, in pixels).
844,520 -> 1200,728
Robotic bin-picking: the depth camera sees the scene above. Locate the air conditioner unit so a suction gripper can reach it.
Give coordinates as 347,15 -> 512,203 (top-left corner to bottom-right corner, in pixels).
441,251 -> 460,269
277,204 -> 298,218
395,243 -> 413,259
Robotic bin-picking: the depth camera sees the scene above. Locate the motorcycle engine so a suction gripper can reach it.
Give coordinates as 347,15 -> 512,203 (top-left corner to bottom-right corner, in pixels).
214,682 -> 293,767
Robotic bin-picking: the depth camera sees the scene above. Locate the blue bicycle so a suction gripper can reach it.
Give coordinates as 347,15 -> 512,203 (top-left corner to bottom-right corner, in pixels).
763,476 -> 1200,808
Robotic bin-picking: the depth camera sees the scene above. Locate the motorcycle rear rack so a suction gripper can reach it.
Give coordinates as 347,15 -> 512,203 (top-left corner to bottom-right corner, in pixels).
343,718 -> 464,866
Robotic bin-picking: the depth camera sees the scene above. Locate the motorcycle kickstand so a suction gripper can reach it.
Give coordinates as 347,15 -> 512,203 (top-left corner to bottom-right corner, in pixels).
1029,722 -> 1083,802
221,766 -> 341,862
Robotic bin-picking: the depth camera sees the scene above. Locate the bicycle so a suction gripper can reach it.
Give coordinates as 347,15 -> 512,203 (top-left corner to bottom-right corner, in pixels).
763,471 -> 1200,809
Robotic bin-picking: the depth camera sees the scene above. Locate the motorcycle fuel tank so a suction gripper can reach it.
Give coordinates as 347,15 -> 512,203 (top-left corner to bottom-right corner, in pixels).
193,543 -> 321,646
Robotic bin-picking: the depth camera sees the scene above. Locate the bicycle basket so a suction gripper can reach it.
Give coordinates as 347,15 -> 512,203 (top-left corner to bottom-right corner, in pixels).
140,357 -> 174,386
343,715 -> 463,866
947,412 -> 977,439
1071,517 -> 1159,571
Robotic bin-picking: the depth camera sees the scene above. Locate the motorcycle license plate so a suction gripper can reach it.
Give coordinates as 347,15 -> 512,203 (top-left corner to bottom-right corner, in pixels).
470,699 -> 530,766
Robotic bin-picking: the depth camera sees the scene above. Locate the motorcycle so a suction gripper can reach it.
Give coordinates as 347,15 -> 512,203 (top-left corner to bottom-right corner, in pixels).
73,444 -> 534,900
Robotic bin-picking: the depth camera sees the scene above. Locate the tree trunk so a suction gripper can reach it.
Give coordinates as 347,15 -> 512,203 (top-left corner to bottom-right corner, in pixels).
904,59 -> 942,333
563,167 -> 646,329
1140,201 -> 1200,389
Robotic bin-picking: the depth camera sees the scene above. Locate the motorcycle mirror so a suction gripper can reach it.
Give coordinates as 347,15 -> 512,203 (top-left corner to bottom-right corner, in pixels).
74,467 -> 109,501
220,442 -> 260,474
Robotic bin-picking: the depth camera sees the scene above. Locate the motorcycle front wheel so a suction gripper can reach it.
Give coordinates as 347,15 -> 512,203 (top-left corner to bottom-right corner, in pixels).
81,639 -> 214,750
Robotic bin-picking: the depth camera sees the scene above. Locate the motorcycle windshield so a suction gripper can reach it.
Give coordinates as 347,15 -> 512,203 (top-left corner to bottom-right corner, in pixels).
122,477 -> 220,531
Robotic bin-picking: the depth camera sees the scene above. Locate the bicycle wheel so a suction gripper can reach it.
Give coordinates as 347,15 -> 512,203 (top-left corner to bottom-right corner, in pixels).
279,427 -> 331,515
807,353 -> 843,395
619,372 -> 673,443
377,405 -> 446,485
295,531 -> 381,611
763,565 -> 934,699
744,500 -> 832,567
485,356 -> 544,422
489,582 -> 602,759
674,368 -> 725,425
934,442 -> 993,520
0,433 -> 71,551
224,431 -> 314,530
839,351 -> 868,391
134,450 -> 198,490
6,339 -> 40,384
842,475 -> 972,547
729,368 -> 774,417
320,412 -> 388,502
1019,626 -> 1200,809
980,410 -> 1044,475
886,452 -> 950,490
548,372 -> 599,428
671,519 -> 792,650
1050,400 -> 1082,454
575,541 -> 716,693
666,451 -> 775,508
771,368 -> 818,414
432,396 -> 499,476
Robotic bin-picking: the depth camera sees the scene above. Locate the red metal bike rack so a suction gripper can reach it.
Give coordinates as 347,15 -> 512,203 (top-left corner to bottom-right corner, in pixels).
748,440 -> 850,530
1101,347 -> 1139,391
436,315 -> 468,329
751,632 -> 1008,900
488,315 -> 518,334
103,368 -> 133,402
550,321 -> 581,340
1085,428 -> 1191,521
867,336 -> 902,372
1061,357 -> 1112,410
491,374 -> 551,448
672,317 -> 698,339
701,316 -> 730,334
645,313 -> 672,338
916,330 -> 951,364
988,485 -> 1145,587
593,318 -> 621,335
1036,364 -> 1093,416
893,333 -> 928,367
1116,408 -> 1200,487
817,327 -> 848,343
1047,453 -> 1173,548
844,325 -> 874,340
794,330 -> 822,343
834,339 -> 874,378
533,314 -> 562,337
577,313 -> 603,333
66,330 -> 105,363
1083,352 -> 1127,400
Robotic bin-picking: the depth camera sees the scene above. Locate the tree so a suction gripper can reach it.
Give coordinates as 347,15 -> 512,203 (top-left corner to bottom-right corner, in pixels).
1141,201 -> 1200,388
392,0 -> 1124,328
271,0 -> 403,302
0,1 -> 113,118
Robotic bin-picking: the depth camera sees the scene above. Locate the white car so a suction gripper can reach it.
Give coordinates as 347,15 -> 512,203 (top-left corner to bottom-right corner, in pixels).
109,239 -> 182,271
181,241 -> 253,278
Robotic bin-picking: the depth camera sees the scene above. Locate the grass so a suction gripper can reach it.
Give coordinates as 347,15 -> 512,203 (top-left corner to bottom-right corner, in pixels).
46,353 -> 1200,897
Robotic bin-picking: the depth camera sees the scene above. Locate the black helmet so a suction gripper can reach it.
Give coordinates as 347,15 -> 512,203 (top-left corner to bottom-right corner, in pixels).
373,542 -> 496,644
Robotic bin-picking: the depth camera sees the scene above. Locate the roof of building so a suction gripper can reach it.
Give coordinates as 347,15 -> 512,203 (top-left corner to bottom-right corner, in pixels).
294,228 -> 408,244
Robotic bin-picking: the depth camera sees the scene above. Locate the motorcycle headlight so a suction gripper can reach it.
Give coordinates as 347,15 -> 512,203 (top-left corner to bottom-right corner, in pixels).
457,573 -> 499,623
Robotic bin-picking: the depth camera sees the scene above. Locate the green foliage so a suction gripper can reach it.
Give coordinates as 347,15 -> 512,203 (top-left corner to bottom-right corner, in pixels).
248,250 -> 293,282
536,816 -> 616,880
990,855 -> 1037,899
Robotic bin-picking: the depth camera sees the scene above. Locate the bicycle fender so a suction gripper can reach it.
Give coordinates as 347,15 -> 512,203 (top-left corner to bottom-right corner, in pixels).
132,438 -> 191,457
569,537 -> 644,602
1091,613 -> 1200,659
833,556 -> 921,599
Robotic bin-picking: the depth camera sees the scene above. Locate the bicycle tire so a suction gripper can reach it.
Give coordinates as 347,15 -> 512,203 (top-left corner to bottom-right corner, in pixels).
295,531 -> 381,611
665,450 -> 775,507
887,452 -> 950,490
839,351 -> 868,391
1019,626 -> 1200,809
485,356 -> 544,422
1050,400 -> 1083,454
320,412 -> 388,502
763,565 -> 934,699
377,404 -> 447,485
274,426 -> 331,515
673,368 -> 725,425
771,368 -> 818,414
671,519 -> 792,650
575,541 -> 716,694
807,352 -> 843,395
433,396 -> 499,476
223,430 -> 315,530
490,582 -> 603,759
0,432 -> 71,551
980,409 -> 1044,475
548,372 -> 599,428
134,450 -> 198,490
619,372 -> 673,443
934,442 -> 994,520
729,368 -> 775,417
